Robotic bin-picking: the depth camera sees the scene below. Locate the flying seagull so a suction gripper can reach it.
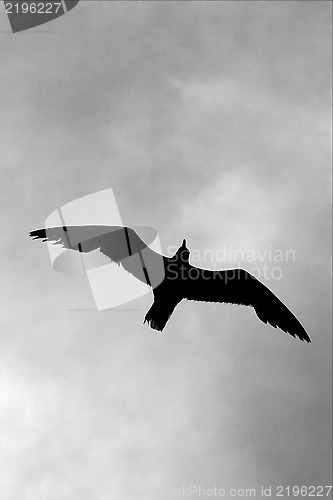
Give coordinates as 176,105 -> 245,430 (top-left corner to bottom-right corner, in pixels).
29,225 -> 311,342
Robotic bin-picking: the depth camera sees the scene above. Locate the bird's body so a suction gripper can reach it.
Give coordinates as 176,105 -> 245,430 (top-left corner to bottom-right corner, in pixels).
29,225 -> 311,343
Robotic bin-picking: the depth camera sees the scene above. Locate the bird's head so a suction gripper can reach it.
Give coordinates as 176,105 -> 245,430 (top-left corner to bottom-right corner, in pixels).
175,238 -> 190,263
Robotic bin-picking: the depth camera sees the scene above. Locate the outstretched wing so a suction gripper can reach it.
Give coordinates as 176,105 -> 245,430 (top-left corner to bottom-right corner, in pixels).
184,267 -> 310,342
29,225 -> 165,287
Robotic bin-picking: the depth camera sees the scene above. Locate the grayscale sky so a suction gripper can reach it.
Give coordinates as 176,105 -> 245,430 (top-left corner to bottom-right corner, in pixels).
0,1 -> 331,499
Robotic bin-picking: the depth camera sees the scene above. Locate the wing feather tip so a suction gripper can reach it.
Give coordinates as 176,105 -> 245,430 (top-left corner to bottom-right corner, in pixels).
29,229 -> 47,240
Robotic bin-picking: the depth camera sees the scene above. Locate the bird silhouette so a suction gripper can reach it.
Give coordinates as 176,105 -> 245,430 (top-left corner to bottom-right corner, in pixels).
29,225 -> 311,342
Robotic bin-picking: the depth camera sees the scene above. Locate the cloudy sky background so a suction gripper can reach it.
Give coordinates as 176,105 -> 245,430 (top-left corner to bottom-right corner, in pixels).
0,1 -> 332,499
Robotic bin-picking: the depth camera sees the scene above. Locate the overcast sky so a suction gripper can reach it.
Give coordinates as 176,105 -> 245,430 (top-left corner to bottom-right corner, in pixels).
0,2 -> 332,499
